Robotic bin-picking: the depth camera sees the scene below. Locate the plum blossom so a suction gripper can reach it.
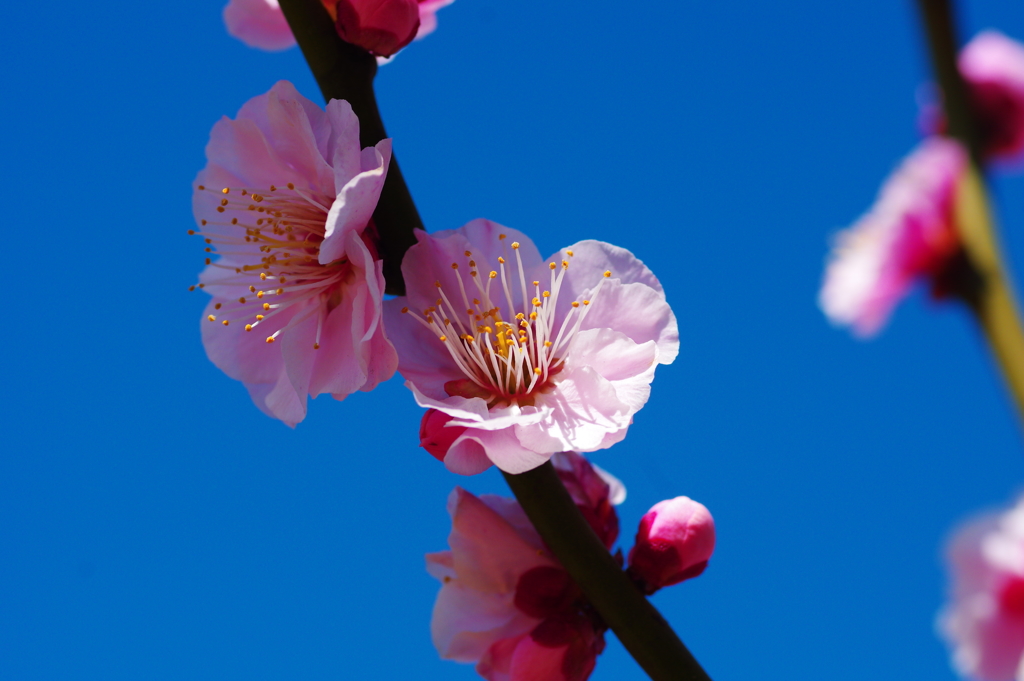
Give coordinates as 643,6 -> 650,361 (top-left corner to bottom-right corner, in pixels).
222,0 -> 454,56
819,137 -> 968,336
939,495 -> 1024,681
627,496 -> 716,595
426,452 -> 619,681
190,81 -> 397,425
223,0 -> 295,51
385,219 -> 679,475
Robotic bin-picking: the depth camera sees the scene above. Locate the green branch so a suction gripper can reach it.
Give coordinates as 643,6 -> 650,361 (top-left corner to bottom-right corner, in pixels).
916,0 -> 1024,424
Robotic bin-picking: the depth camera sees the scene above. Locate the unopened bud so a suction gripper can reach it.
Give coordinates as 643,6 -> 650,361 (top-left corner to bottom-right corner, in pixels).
627,496 -> 715,594
419,409 -> 467,462
334,0 -> 420,57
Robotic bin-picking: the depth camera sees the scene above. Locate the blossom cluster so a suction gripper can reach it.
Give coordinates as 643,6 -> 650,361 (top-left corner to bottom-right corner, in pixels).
187,11 -> 693,677
820,31 -> 1024,336
427,453 -> 714,681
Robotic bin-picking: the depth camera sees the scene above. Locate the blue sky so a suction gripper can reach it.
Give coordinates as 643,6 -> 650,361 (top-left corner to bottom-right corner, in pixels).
5,1 -> 1024,679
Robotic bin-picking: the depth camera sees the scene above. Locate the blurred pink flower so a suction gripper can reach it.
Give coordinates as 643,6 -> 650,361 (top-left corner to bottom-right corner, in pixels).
819,137 -> 967,337
427,452 -> 619,681
940,496 -> 1024,681
627,496 -> 715,595
191,81 -> 397,425
961,31 -> 1024,161
384,219 -> 679,475
223,0 -> 295,51
222,0 -> 454,55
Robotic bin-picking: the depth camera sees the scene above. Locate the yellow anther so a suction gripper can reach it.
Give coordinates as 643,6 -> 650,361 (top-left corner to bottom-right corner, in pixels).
207,315 -> 216,322
216,207 -> 225,213
220,198 -> 229,207
256,314 -> 264,321
214,303 -> 223,310
444,318 -> 451,325
464,251 -> 472,257
435,280 -> 442,288
276,288 -> 283,295
549,263 -> 556,270
572,301 -> 580,308
469,260 -> 476,267
562,260 -> 569,269
498,257 -> 506,264
451,263 -> 459,269
464,335 -> 475,343
269,185 -> 276,191
197,185 -> 205,191
238,297 -> 246,304
263,303 -> 271,311
266,337 -> 275,344
566,250 -> 574,257
516,313 -> 525,320
249,286 -> 256,293
221,188 -> 229,194
187,229 -> 195,235
279,276 -> 286,283
231,218 -> 238,225
260,272 -> 267,280
544,341 -> 552,347
287,182 -> 295,190
313,343 -> 320,350
222,320 -> 230,326
489,271 -> 497,279
532,298 -> 541,306
245,324 -> 253,332
499,234 -> 507,240
542,291 -> 550,298
439,335 -> 447,342
534,367 -> 542,375
401,307 -> 409,313
604,270 -> 612,278
530,312 -> 537,320
583,300 -> 590,306
533,281 -> 540,286
511,242 -> 520,250
470,271 -> 478,277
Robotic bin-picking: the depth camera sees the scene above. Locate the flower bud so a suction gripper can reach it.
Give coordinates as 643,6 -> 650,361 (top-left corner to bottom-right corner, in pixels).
333,0 -> 420,57
627,497 -> 715,594
419,408 -> 467,462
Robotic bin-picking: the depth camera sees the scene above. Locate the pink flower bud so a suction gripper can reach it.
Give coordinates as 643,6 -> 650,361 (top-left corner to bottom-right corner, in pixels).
419,408 -> 466,462
627,497 -> 715,594
333,0 -> 421,57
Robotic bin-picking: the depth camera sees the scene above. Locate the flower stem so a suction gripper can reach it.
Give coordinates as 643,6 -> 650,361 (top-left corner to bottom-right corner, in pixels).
277,0 -> 422,296
916,0 -> 1024,423
504,462 -> 712,681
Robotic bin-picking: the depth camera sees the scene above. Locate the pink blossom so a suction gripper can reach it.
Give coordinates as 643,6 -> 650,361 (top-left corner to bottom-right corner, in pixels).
191,81 -> 397,425
819,137 -> 967,337
627,497 -> 715,595
960,31 -> 1024,161
940,496 -> 1024,681
427,453 -> 618,681
223,0 -> 296,51
222,0 -> 454,55
384,219 -> 679,475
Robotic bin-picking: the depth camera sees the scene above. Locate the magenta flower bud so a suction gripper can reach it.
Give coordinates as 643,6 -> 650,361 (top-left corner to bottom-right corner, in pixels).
419,408 -> 467,462
333,0 -> 421,57
627,497 -> 715,594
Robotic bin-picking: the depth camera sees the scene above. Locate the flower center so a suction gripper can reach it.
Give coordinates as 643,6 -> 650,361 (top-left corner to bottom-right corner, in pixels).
190,183 -> 351,348
402,234 -> 610,405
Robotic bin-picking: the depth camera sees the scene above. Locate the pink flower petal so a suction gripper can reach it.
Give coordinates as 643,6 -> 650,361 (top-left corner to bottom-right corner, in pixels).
223,0 -> 296,51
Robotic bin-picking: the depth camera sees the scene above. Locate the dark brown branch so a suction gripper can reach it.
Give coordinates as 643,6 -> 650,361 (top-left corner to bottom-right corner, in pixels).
504,463 -> 712,681
278,0 -> 422,295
